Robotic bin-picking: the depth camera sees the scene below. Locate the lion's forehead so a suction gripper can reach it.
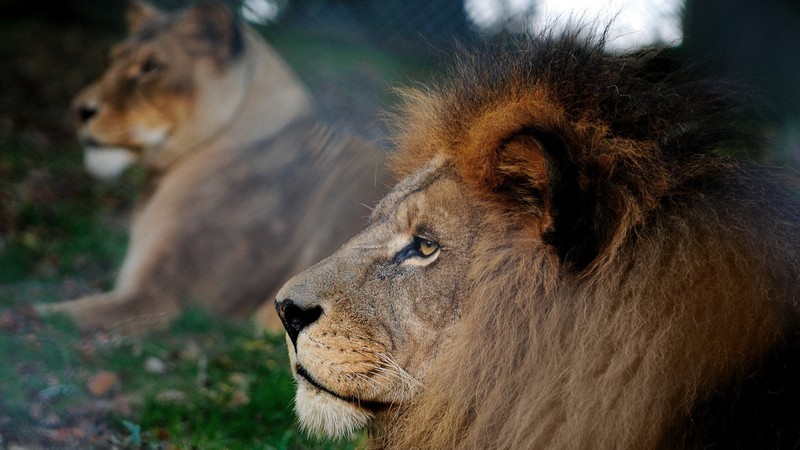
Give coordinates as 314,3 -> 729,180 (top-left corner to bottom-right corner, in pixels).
94,32 -> 199,118
133,16 -> 174,43
370,155 -> 453,223
108,18 -> 198,75
110,19 -> 179,62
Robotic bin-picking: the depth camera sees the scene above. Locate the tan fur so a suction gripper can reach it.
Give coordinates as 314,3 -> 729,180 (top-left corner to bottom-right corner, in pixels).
276,32 -> 800,448
36,0 -> 390,334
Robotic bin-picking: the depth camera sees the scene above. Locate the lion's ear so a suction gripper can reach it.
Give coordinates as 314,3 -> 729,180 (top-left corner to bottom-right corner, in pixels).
460,129 -> 557,238
461,127 -> 599,269
179,0 -> 244,64
126,0 -> 243,62
494,134 -> 555,234
126,0 -> 161,35
501,131 -> 606,270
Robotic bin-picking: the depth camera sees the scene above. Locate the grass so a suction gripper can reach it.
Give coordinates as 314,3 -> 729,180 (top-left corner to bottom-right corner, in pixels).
100,309 -> 358,449
0,16 -> 137,292
0,313 -> 83,443
0,306 -> 359,449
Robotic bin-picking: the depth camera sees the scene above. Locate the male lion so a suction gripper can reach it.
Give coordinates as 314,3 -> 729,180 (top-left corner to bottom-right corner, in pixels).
275,31 -> 800,448
37,0 -> 389,334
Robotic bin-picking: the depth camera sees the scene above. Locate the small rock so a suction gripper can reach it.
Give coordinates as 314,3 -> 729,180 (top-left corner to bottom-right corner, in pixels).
0,311 -> 16,332
28,402 -> 45,420
155,390 -> 187,404
229,372 -> 250,388
144,356 -> 166,374
47,426 -> 86,442
87,371 -> 118,397
9,444 -> 34,450
111,394 -> 134,416
228,390 -> 249,408
180,339 -> 201,361
43,412 -> 61,428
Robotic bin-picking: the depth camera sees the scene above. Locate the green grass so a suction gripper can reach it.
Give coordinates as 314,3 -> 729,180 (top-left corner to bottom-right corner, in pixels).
102,310 -> 358,449
0,130 -> 137,287
0,307 -> 359,449
0,17 -> 137,289
0,313 -> 83,443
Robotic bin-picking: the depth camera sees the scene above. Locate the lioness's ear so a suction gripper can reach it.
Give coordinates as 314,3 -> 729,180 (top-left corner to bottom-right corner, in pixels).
126,0 -> 161,35
179,0 -> 244,64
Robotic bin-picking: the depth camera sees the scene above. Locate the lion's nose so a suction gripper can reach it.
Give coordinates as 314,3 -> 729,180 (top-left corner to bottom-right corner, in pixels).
76,104 -> 97,123
275,299 -> 323,347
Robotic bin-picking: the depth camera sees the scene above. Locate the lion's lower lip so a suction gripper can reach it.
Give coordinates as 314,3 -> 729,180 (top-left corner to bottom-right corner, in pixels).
296,365 -> 389,412
296,365 -> 339,398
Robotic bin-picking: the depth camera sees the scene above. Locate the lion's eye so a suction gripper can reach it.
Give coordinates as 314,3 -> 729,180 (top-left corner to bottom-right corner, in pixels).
418,238 -> 438,257
140,57 -> 163,74
394,236 -> 441,265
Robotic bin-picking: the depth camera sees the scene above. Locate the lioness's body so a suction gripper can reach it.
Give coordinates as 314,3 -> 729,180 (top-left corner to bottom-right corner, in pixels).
39,1 -> 389,333
276,32 -> 800,448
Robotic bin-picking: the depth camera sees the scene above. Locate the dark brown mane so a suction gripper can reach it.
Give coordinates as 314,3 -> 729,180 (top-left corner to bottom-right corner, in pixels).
391,29 -> 768,273
381,29 -> 800,449
392,29 -> 755,168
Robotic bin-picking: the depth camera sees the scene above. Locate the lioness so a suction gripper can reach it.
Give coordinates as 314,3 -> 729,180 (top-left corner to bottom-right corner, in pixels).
37,0 -> 389,334
276,32 -> 800,448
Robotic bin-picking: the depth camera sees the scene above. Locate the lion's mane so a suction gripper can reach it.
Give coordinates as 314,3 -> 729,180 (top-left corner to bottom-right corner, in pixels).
381,30 -> 800,449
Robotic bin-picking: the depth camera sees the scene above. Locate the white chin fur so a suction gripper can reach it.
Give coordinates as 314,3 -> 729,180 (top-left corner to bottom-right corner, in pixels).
294,381 -> 372,439
84,147 -> 136,179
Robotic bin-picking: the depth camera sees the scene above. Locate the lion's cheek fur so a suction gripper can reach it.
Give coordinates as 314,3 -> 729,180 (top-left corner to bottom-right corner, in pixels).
288,334 -> 374,438
294,332 -> 389,398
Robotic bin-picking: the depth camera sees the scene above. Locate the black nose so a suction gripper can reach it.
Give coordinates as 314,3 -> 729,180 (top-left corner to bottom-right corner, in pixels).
275,299 -> 323,347
76,104 -> 97,123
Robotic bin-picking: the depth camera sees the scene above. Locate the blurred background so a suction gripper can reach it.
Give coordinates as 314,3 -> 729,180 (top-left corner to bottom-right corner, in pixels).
0,0 -> 798,448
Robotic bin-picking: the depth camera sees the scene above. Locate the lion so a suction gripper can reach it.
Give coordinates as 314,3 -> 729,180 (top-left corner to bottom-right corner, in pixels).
35,0 -> 390,334
274,30 -> 800,448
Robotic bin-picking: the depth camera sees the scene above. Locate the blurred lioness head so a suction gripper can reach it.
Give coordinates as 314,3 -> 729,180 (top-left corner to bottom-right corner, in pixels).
73,0 -> 308,178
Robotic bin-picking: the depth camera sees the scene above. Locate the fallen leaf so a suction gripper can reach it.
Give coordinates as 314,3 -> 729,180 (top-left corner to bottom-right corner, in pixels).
86,371 -> 118,397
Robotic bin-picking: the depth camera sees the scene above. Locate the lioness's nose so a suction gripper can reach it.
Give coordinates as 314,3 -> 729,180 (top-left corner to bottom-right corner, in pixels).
76,104 -> 97,123
275,299 -> 322,347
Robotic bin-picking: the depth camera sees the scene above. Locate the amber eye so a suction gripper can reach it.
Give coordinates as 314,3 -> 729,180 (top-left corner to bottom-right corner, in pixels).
394,236 -> 441,264
417,237 -> 439,257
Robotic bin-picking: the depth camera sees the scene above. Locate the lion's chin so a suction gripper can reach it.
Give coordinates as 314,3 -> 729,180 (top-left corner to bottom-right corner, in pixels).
84,147 -> 137,180
294,380 -> 373,439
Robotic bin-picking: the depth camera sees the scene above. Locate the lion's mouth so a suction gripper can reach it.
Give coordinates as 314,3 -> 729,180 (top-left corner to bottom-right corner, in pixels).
83,147 -> 137,180
295,365 -> 389,412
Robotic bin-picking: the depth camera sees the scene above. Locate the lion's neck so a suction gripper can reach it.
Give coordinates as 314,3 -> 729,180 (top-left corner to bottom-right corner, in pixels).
210,28 -> 315,147
150,28 -> 314,171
